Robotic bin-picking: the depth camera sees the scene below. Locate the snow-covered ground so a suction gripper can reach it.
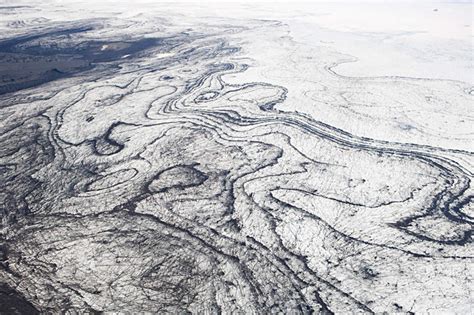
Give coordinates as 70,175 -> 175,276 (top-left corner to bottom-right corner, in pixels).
0,1 -> 472,313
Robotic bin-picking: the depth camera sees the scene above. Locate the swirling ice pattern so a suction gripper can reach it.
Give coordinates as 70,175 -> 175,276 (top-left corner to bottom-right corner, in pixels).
0,13 -> 473,315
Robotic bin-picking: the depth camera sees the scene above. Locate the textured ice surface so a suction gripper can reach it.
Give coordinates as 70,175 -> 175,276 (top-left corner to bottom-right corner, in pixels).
0,1 -> 473,314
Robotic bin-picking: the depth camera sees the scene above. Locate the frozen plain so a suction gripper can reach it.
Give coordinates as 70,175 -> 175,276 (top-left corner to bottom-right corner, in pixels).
0,0 -> 473,313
